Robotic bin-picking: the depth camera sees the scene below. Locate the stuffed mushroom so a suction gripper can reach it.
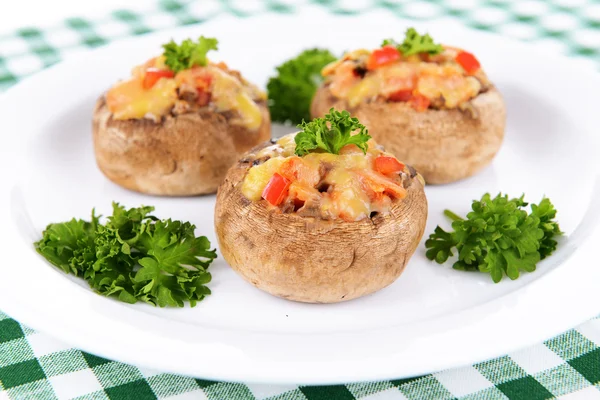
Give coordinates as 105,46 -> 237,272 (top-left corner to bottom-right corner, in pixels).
311,28 -> 506,184
215,110 -> 427,303
93,36 -> 271,196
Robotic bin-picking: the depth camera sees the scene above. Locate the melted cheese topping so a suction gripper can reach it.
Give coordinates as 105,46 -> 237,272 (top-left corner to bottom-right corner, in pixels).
242,134 -> 410,222
323,47 -> 488,110
105,57 -> 266,130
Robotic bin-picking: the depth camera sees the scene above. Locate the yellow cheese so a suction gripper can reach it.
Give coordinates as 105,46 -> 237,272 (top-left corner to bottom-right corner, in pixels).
241,157 -> 285,201
106,77 -> 177,120
322,168 -> 370,221
211,67 -> 263,130
346,74 -> 382,108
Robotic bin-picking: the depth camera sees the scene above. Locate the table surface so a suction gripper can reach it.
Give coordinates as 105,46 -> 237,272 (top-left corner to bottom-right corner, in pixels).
1,0 -> 600,399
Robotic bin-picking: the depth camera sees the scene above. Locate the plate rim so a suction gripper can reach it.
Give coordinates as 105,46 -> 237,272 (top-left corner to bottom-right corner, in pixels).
1,14 -> 600,384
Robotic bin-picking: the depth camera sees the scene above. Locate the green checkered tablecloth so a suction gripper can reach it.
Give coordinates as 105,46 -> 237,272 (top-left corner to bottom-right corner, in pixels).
1,0 -> 600,399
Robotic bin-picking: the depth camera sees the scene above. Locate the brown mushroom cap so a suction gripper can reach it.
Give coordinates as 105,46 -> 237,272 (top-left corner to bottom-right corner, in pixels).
214,145 -> 428,303
92,97 -> 271,196
311,86 -> 506,184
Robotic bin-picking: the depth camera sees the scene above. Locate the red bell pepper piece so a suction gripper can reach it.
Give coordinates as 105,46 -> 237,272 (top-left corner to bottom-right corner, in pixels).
455,51 -> 480,74
366,46 -> 401,70
409,94 -> 430,112
143,68 -> 175,89
374,156 -> 405,175
262,173 -> 291,206
388,89 -> 413,102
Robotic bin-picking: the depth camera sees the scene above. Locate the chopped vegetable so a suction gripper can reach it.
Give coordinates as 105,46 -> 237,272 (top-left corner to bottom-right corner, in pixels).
262,173 -> 291,205
366,46 -> 401,70
388,89 -> 414,102
383,27 -> 444,57
425,193 -> 562,283
295,108 -> 371,156
35,203 -> 217,307
196,89 -> 211,107
374,156 -> 405,175
163,36 -> 219,73
267,48 -> 337,124
358,169 -> 407,199
456,51 -> 481,74
143,68 -> 175,89
409,94 -> 430,111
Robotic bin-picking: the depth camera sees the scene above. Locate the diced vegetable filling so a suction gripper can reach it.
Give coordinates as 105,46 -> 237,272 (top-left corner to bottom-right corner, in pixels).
106,37 -> 266,130
241,135 -> 413,222
321,30 -> 489,112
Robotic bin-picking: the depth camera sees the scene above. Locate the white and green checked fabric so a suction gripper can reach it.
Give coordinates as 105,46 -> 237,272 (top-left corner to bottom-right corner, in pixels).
2,1 -> 600,399
1,309 -> 599,399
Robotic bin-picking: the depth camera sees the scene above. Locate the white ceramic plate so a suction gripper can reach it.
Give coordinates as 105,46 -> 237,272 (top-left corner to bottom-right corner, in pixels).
1,10 -> 600,384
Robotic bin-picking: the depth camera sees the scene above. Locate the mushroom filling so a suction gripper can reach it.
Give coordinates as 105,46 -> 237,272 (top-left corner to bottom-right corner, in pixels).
241,135 -> 412,222
105,56 -> 266,129
321,46 -> 491,113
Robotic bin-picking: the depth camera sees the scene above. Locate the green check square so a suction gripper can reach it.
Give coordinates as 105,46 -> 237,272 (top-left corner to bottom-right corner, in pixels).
6,379 -> 57,400
83,36 -> 107,48
534,364 -> 590,396
0,319 -> 24,343
112,10 -> 139,21
83,352 -> 112,368
160,0 -> 185,12
17,28 -> 42,38
546,331 -> 597,361
31,44 -> 58,58
39,350 -> 88,377
132,27 -> 152,36
66,17 -> 90,29
266,1 -> 294,14
475,356 -> 527,384
0,359 -> 46,389
396,375 -> 455,400
265,388 -> 308,400
0,338 -> 35,368
347,381 -> 395,398
575,47 -> 598,57
92,362 -> 144,389
195,378 -> 219,388
0,74 -> 18,89
300,385 -> 354,400
569,348 -> 600,385
390,376 -> 423,387
458,387 -> 508,400
111,10 -> 152,35
105,379 -> 156,400
147,373 -> 201,398
203,382 -> 255,400
497,376 -> 553,400
73,391 -> 110,400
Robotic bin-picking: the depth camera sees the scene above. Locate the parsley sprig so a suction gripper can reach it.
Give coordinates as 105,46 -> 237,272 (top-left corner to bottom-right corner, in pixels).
295,108 -> 371,156
35,203 -> 217,307
267,48 -> 337,124
383,27 -> 444,56
162,36 -> 218,73
425,193 -> 561,283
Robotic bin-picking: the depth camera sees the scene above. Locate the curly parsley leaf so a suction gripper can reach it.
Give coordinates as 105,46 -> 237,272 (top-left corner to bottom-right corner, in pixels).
531,198 -> 562,259
383,27 -> 443,56
34,211 -> 99,276
424,193 -> 561,283
267,48 -> 337,124
163,36 -> 218,73
295,108 -> 371,156
424,226 -> 457,264
34,203 -> 216,307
